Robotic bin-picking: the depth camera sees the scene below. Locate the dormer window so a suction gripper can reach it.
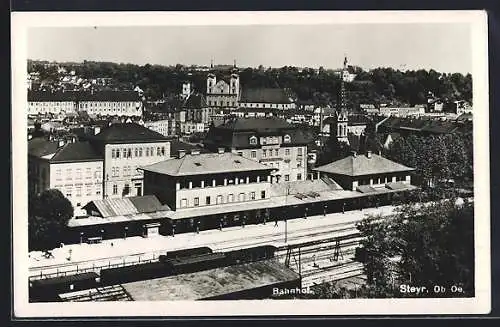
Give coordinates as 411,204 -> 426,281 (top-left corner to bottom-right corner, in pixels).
249,136 -> 258,145
284,134 -> 291,143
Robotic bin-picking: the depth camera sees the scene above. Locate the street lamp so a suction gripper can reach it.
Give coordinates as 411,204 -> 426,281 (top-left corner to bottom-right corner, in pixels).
323,204 -> 328,216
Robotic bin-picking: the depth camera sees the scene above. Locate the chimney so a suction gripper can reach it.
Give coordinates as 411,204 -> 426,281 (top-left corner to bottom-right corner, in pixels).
178,149 -> 186,158
366,150 -> 372,158
217,147 -> 225,154
191,149 -> 200,155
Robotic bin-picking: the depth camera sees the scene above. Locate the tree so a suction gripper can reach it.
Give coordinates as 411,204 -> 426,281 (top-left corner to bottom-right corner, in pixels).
355,198 -> 474,297
317,136 -> 350,166
28,189 -> 74,251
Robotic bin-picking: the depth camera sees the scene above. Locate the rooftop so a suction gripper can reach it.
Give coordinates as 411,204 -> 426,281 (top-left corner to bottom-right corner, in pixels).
314,152 -> 414,177
82,195 -> 170,218
141,152 -> 273,177
240,88 -> 294,104
121,260 -> 300,301
86,122 -> 167,144
28,138 -> 102,162
28,90 -> 140,102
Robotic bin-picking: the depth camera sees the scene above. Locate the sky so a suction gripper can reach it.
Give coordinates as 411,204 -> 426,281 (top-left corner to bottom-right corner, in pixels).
28,23 -> 472,74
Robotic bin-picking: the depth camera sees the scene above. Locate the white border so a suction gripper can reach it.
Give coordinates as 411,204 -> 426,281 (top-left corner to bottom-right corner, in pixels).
12,10 -> 490,317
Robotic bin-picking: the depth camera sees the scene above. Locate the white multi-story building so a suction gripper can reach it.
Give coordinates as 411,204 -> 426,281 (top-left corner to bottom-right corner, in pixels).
27,90 -> 142,117
28,137 -> 104,209
84,122 -> 171,198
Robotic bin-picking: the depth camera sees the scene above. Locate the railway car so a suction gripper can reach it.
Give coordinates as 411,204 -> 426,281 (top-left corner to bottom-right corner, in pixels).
164,253 -> 228,275
164,247 -> 213,259
224,245 -> 278,265
29,272 -> 100,302
99,262 -> 172,286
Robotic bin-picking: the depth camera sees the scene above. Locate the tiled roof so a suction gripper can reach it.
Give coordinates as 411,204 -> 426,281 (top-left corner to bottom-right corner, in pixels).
87,122 -> 167,143
240,88 -> 293,104
141,152 -> 273,176
169,141 -> 210,157
313,153 -> 414,176
51,141 -> 103,163
28,137 -> 59,157
28,138 -> 103,162
83,195 -> 169,218
204,117 -> 315,149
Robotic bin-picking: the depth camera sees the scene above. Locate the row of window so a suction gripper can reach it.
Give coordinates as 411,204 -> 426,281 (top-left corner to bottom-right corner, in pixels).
80,102 -> 136,108
242,103 -> 292,109
111,166 -> 138,178
55,168 -> 101,181
111,146 -> 166,159
180,190 -> 266,208
249,135 -> 292,146
207,100 -> 237,107
358,176 -> 405,186
55,184 -> 102,198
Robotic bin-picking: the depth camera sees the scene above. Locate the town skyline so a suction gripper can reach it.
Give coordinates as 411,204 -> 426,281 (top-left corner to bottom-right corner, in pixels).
28,23 -> 472,75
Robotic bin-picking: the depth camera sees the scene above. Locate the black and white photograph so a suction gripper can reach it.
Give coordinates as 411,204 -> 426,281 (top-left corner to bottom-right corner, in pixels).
11,10 -> 490,317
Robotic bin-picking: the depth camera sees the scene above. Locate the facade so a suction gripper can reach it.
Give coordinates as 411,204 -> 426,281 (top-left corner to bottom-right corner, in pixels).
27,90 -> 142,117
322,114 -> 370,139
238,88 -> 296,110
206,67 -> 240,109
313,151 -> 414,191
28,138 -> 104,209
141,149 -> 274,211
82,123 -> 171,199
144,119 -> 172,137
203,117 -> 313,183
379,106 -> 426,117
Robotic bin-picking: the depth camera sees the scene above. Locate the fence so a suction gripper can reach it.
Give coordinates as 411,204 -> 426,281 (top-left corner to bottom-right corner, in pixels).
29,253 -> 161,281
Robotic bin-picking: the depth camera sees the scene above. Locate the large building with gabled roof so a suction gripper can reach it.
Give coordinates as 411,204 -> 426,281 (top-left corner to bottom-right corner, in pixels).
313,150 -> 414,192
203,117 -> 314,183
141,148 -> 274,212
28,137 -> 104,209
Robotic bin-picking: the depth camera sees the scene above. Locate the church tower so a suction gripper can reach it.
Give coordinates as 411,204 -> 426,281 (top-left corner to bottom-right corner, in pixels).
206,59 -> 216,94
335,56 -> 349,143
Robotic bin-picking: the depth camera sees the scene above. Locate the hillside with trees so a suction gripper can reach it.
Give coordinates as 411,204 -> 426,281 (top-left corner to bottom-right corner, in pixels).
28,60 -> 472,108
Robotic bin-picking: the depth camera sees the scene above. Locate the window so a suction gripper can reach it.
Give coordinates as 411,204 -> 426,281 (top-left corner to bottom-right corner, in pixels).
239,193 -> 245,202
285,174 -> 290,181
261,191 -> 266,199
297,147 -> 303,156
217,195 -> 223,204
297,173 -> 302,181
76,168 -> 82,180
146,148 -> 149,156
284,134 -> 291,143
250,192 -> 256,200
251,150 -> 257,158
86,168 -> 92,179
76,185 -> 82,197
55,169 -> 62,181
112,184 -> 118,195
134,148 -> 138,157
206,196 -> 211,205
115,148 -> 120,158
228,194 -> 234,203
86,184 -> 92,196
66,168 -> 72,180
123,149 -> 127,158
127,149 -> 132,158
237,151 -> 243,156
157,147 -> 161,156
112,149 -> 116,158
66,187 -> 72,198
181,198 -> 188,208
249,136 -> 257,145
285,148 -> 290,156
297,161 -> 303,168
194,197 -> 200,206
161,147 -> 165,156
139,148 -> 143,157
262,149 -> 267,157
275,149 -> 279,156
95,170 -> 102,180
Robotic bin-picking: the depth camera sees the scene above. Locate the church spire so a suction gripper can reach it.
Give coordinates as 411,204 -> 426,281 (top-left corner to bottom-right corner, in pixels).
210,58 -> 214,69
